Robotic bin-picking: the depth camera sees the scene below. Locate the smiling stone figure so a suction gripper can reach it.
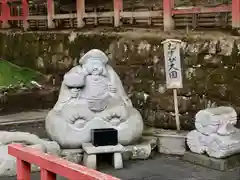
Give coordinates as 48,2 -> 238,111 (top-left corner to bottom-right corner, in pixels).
45,49 -> 144,148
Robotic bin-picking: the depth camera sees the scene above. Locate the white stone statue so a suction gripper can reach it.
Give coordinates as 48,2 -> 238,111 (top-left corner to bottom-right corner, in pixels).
187,106 -> 240,158
45,49 -> 144,148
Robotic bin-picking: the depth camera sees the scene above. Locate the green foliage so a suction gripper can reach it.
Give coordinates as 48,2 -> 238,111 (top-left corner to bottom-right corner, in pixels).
0,60 -> 43,88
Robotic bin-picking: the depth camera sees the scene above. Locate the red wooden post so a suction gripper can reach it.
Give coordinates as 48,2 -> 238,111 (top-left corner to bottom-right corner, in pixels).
41,169 -> 57,180
1,0 -> 9,28
232,0 -> 240,29
9,144 -> 120,180
22,0 -> 29,30
76,0 -> 85,28
16,159 -> 31,180
47,0 -> 55,28
113,0 -> 123,27
163,0 -> 174,31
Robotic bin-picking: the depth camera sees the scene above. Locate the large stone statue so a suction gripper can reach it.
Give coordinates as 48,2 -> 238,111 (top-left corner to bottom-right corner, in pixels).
46,49 -> 144,148
187,106 -> 240,158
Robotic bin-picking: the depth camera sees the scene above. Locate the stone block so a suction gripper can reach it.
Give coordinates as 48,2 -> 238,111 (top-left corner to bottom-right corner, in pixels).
182,151 -> 240,171
122,136 -> 157,160
61,149 -> 83,155
123,144 -> 151,160
83,153 -> 97,170
113,153 -> 123,169
41,140 -> 61,155
123,144 -> 153,160
157,130 -> 187,155
122,150 -> 132,161
143,127 -> 188,155
82,143 -> 124,170
61,149 -> 83,164
82,143 -> 124,154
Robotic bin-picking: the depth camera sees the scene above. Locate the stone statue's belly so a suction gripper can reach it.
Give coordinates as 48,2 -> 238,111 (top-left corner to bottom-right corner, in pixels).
80,75 -> 110,111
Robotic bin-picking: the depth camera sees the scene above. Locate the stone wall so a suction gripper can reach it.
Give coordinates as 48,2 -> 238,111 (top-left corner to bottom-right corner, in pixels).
1,29 -> 240,130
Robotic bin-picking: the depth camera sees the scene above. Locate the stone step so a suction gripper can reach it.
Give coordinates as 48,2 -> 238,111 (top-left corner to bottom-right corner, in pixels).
0,109 -> 48,125
182,151 -> 240,171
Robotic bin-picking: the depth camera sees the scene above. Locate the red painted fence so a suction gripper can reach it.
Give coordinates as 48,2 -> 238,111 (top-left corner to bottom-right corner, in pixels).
8,143 -> 120,180
1,0 -> 29,28
0,0 -> 240,30
163,0 -> 235,30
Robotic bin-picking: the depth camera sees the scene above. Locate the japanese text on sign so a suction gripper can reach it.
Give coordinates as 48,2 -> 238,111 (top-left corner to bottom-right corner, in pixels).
162,39 -> 183,89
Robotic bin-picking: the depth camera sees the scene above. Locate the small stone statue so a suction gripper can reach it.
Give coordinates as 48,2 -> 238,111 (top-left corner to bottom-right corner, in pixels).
46,49 -> 144,148
187,106 -> 240,158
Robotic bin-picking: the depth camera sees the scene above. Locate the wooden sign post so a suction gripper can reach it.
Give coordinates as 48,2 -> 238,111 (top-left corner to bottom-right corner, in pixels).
162,39 -> 183,131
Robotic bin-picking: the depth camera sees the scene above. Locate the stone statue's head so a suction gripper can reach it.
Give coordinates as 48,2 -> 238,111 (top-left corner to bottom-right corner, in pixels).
79,49 -> 109,76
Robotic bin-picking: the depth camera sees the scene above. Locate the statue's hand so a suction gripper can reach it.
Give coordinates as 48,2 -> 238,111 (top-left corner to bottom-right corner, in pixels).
64,71 -> 86,88
118,106 -> 128,122
70,88 -> 80,98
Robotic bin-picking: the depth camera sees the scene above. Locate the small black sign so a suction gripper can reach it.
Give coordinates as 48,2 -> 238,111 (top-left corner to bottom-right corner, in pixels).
91,128 -> 118,147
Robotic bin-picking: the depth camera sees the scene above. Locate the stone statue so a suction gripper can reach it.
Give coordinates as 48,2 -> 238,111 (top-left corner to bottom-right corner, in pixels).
46,49 -> 144,148
187,106 -> 240,158
0,131 -> 60,176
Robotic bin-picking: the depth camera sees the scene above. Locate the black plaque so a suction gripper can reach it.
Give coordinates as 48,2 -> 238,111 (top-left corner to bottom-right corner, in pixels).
91,128 -> 118,147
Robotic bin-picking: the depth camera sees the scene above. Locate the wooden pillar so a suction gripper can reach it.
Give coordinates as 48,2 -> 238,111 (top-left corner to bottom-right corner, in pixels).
76,0 -> 85,28
47,0 -> 55,28
1,0 -> 9,28
16,159 -> 31,180
163,0 -> 174,31
232,0 -> 240,29
22,0 -> 29,30
113,0 -> 122,27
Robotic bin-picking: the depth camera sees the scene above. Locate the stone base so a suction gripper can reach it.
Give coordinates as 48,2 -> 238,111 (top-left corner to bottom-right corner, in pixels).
82,143 -> 124,170
122,136 -> 157,160
182,151 -> 240,171
157,130 -> 187,155
143,127 -> 188,155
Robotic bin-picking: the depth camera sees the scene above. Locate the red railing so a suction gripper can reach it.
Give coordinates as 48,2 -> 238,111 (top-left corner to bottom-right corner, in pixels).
163,0 -> 236,30
1,0 -> 29,28
8,143 -> 120,180
0,0 -> 239,30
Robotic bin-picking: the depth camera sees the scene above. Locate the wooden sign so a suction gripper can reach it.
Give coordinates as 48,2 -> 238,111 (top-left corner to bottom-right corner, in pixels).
162,39 -> 183,89
162,39 -> 183,131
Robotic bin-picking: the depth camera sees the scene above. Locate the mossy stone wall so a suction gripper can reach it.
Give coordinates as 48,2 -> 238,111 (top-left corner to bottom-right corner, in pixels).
0,30 -> 239,130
